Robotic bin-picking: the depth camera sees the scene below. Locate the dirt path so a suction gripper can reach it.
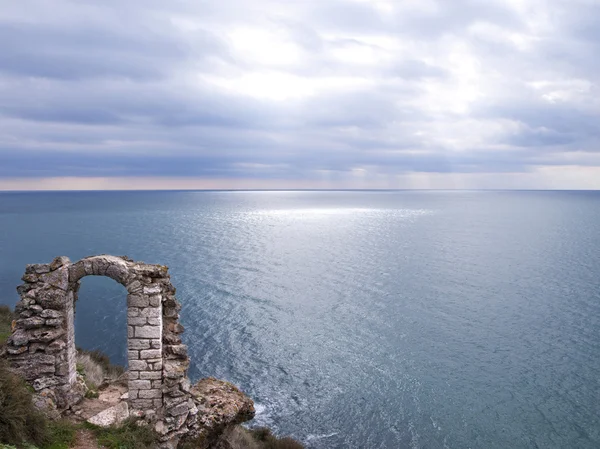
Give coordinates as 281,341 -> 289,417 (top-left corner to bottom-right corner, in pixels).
72,429 -> 99,449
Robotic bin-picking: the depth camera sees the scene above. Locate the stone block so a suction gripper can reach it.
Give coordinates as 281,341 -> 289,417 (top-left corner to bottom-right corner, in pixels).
135,325 -> 161,339
166,344 -> 188,357
7,346 -> 28,355
106,263 -> 129,283
28,343 -> 47,353
129,360 -> 148,371
164,395 -> 187,410
139,307 -> 160,318
128,339 -> 150,350
146,358 -> 161,364
83,260 -> 95,275
151,360 -> 163,370
45,318 -> 63,327
149,295 -> 161,307
140,371 -> 162,380
46,339 -> 66,353
128,317 -> 147,326
40,309 -> 62,319
152,380 -> 162,388
29,327 -> 66,343
150,339 -> 161,349
33,376 -> 62,391
130,399 -> 153,409
44,268 -> 69,291
146,317 -> 160,326
153,399 -> 163,408
22,273 -> 40,283
9,329 -> 30,346
87,401 -> 129,428
168,402 -> 190,416
163,307 -> 179,318
126,280 -> 143,294
50,256 -> 70,271
164,334 -> 182,345
18,316 -> 45,329
36,288 -> 68,310
33,264 -> 52,274
166,321 -> 185,334
140,349 -> 161,359
68,262 -> 86,282
11,354 -> 56,379
143,285 -> 161,295
128,350 -> 140,360
128,295 -> 149,308
129,380 -> 151,390
127,308 -> 139,317
138,389 -> 162,399
128,326 -> 134,338
129,371 -> 139,380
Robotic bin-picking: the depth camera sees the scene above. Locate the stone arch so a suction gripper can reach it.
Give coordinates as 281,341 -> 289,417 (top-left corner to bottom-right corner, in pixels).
6,255 -> 196,437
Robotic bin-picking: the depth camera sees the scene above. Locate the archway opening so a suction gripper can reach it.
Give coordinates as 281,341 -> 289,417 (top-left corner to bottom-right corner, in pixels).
74,276 -> 128,389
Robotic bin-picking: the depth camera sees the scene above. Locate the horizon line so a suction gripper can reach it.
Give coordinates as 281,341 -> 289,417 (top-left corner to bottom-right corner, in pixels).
1,188 -> 599,193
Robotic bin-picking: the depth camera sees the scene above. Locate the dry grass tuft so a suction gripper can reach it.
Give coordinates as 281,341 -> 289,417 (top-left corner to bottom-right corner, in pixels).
0,305 -> 13,346
0,360 -> 49,447
76,348 -> 125,390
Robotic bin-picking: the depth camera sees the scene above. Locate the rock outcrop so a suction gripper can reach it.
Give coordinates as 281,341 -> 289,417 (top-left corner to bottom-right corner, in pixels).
5,255 -> 255,447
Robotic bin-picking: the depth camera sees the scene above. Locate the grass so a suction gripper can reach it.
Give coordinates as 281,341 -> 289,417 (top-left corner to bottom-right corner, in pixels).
0,363 -> 156,449
41,421 -> 78,449
76,347 -> 125,400
76,348 -> 124,389
84,419 -> 157,449
0,305 -> 13,346
0,360 -> 49,448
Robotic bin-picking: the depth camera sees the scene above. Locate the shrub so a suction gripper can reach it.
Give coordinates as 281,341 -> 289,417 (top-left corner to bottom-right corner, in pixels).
0,360 -> 49,447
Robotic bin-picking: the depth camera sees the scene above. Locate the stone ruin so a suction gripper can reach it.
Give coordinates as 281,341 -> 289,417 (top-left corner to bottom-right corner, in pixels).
4,255 -> 254,447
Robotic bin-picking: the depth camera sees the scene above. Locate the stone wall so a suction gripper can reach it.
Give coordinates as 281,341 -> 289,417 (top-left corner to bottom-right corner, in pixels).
5,255 -> 199,440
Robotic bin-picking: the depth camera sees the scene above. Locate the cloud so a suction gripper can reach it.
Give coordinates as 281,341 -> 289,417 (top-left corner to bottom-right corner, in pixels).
0,0 -> 599,189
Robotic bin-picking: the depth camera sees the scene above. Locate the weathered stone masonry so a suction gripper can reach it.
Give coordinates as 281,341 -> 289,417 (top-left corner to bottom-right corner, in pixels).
5,255 -> 199,440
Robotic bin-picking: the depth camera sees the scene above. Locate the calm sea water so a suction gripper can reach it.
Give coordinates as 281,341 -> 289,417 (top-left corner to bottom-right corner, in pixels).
1,190 -> 599,448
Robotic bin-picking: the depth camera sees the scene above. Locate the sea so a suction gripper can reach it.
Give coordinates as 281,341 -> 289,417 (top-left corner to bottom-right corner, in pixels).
0,190 -> 599,448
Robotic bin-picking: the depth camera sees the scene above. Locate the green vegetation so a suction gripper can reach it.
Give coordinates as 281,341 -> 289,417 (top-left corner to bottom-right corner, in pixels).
84,419 -> 157,449
77,348 -> 125,381
0,305 -> 13,345
0,360 -> 48,448
76,347 -> 124,399
0,361 -> 157,449
42,421 -> 78,449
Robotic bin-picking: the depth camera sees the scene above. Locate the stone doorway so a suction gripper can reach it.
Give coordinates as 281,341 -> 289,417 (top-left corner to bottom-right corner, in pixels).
6,255 -> 193,424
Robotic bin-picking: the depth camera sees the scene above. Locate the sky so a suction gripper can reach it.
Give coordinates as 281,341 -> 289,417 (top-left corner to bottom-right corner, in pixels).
1,0 -> 600,190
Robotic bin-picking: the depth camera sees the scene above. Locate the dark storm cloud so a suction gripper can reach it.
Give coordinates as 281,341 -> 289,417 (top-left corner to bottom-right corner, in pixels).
0,0 -> 599,185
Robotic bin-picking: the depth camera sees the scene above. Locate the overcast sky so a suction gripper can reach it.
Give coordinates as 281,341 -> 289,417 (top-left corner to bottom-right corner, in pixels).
1,0 -> 599,190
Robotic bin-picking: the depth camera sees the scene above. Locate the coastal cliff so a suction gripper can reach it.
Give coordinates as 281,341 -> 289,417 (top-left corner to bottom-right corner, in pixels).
0,256 -> 303,449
